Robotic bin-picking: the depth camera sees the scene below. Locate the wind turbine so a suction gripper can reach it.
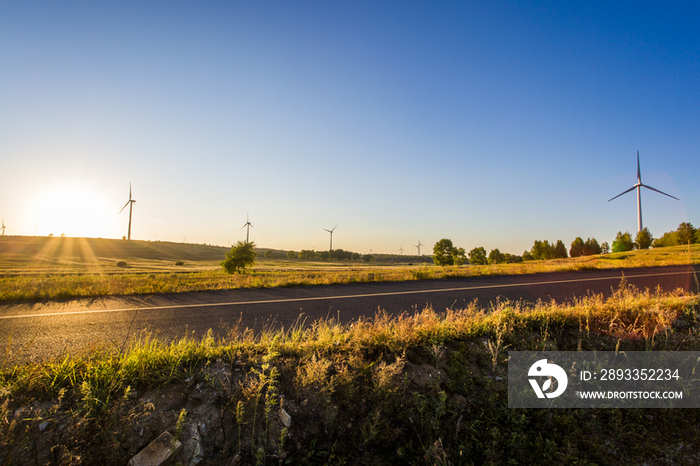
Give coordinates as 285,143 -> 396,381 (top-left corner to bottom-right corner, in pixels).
324,225 -> 337,251
608,151 -> 679,233
1,219 -> 5,236
241,212 -> 254,243
415,239 -> 425,256
119,183 -> 136,240
398,245 -> 404,255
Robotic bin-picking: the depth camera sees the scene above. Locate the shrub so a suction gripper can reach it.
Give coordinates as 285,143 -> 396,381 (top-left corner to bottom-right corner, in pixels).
117,261 -> 128,268
612,231 -> 634,253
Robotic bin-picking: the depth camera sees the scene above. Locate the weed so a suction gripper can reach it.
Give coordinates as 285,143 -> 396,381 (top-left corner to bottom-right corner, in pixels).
0,288 -> 699,464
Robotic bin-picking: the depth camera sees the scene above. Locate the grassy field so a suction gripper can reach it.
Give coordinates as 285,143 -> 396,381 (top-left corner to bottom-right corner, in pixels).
1,235 -> 699,302
2,236 -> 700,464
1,284 -> 699,465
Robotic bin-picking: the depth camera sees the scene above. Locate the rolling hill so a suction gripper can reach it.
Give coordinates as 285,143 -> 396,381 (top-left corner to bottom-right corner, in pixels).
0,236 -> 230,265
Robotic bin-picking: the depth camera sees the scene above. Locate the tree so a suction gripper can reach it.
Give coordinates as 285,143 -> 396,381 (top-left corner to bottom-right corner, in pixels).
652,231 -> 678,248
553,240 -> 568,259
221,241 -> 256,274
433,239 -> 456,266
584,238 -> 602,255
530,240 -> 548,260
264,250 -> 274,258
488,248 -> 504,264
522,250 -> 534,261
287,250 -> 297,259
452,247 -> 467,266
677,222 -> 697,245
601,242 -> 610,254
468,246 -> 487,265
635,228 -> 653,250
570,237 -> 585,258
503,253 -> 522,263
529,240 -> 566,260
612,231 -> 634,253
298,249 -> 315,260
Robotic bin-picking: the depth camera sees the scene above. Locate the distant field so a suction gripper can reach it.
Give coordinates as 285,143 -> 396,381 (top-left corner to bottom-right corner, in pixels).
0,235 -> 698,302
0,236 -> 229,274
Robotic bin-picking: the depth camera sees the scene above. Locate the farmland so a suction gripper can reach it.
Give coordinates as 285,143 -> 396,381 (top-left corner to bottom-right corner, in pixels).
1,235 -> 699,302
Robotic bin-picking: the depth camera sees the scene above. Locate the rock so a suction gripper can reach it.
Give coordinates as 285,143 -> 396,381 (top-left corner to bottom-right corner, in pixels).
178,424 -> 204,466
405,362 -> 447,388
280,408 -> 292,428
184,377 -> 195,388
128,431 -> 183,466
39,421 -> 52,432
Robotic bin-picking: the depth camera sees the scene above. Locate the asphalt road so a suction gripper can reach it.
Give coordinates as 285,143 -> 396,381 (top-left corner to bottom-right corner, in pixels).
1,265 -> 698,364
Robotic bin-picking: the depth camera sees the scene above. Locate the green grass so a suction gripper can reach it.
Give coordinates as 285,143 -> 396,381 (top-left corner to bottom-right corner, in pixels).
1,285 -> 699,465
1,235 -> 699,302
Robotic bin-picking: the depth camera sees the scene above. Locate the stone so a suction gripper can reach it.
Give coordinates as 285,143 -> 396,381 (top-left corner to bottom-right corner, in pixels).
178,424 -> 204,466
128,431 -> 183,466
280,408 -> 292,428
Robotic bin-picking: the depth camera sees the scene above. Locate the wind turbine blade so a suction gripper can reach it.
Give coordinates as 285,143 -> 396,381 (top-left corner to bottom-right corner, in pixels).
119,200 -> 130,213
332,225 -> 338,232
607,186 -> 636,202
641,184 -> 680,201
636,151 -> 641,183
241,224 -> 247,230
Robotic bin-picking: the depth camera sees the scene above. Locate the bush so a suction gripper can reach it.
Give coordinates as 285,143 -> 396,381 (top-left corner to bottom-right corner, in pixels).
612,231 -> 634,253
117,261 -> 128,268
175,261 -> 185,266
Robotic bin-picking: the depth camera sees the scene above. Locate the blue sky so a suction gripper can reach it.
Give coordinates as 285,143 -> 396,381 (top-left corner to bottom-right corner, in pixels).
1,1 -> 698,255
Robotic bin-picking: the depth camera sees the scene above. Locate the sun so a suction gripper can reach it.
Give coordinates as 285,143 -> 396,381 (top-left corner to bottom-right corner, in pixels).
30,185 -> 117,238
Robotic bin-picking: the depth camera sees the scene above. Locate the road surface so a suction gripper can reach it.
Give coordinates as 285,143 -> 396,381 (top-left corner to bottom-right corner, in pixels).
1,265 -> 698,364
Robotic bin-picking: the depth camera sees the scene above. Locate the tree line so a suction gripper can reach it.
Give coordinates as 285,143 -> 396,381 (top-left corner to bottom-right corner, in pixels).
221,222 -> 698,274
431,221 -> 698,266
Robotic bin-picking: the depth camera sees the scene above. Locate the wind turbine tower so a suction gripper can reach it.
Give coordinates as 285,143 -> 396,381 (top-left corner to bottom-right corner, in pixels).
1,219 -> 5,236
415,239 -> 425,256
241,212 -> 254,243
324,225 -> 337,251
608,151 -> 679,233
119,183 -> 136,240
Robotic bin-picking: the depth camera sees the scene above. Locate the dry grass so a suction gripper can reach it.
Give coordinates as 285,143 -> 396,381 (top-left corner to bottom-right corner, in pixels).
1,285 -> 699,464
1,239 -> 698,302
